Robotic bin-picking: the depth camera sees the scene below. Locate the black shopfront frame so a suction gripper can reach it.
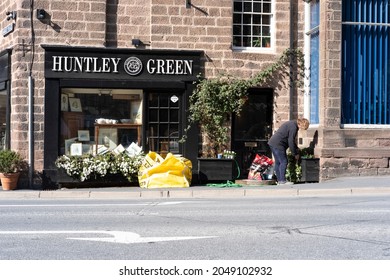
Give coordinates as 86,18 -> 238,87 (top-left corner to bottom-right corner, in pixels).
0,49 -> 11,151
42,45 -> 203,185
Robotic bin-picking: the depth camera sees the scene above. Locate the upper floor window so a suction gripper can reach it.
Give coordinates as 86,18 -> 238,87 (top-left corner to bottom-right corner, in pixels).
305,0 -> 320,125
342,0 -> 390,125
233,0 -> 273,50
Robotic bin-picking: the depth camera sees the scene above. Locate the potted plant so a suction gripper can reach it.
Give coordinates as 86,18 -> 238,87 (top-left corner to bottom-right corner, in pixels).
197,157 -> 239,183
299,147 -> 320,183
55,151 -> 145,186
0,150 -> 25,190
286,152 -> 302,183
286,147 -> 319,183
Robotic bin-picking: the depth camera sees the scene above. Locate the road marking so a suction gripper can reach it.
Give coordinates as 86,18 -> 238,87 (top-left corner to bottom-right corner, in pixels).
158,201 -> 187,205
0,230 -> 217,244
348,210 -> 390,213
0,204 -> 150,207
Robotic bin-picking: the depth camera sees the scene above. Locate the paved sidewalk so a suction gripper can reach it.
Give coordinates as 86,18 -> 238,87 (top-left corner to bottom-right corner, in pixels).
1,176 -> 390,199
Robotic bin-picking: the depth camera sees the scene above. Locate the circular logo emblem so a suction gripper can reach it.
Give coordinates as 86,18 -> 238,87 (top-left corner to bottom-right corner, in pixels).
124,57 -> 143,76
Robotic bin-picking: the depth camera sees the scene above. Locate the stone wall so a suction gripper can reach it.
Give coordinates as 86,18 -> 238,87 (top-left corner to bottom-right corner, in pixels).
1,0 -> 298,172
2,0 -> 109,170
9,1 -> 390,183
313,0 -> 390,181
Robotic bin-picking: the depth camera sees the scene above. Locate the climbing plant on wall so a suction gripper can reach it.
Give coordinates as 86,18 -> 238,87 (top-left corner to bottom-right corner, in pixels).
184,48 -> 305,157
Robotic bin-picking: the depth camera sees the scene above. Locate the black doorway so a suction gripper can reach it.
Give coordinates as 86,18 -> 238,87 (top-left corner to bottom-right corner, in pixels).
144,91 -> 183,155
232,88 -> 273,179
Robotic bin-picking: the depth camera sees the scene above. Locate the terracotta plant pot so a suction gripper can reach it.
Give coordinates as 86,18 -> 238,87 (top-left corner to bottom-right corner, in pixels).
0,172 -> 20,191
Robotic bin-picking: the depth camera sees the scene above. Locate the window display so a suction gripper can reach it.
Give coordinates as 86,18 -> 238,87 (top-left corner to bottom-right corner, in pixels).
59,88 -> 143,156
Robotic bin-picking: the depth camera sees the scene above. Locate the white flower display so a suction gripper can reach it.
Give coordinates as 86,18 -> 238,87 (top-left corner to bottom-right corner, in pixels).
222,150 -> 236,159
55,151 -> 145,182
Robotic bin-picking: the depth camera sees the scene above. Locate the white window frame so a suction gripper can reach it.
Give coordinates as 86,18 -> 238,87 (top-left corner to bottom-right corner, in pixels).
232,0 -> 275,53
304,0 -> 320,125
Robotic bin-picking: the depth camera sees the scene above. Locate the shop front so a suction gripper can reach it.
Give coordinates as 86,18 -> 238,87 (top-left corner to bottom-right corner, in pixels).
42,46 -> 203,186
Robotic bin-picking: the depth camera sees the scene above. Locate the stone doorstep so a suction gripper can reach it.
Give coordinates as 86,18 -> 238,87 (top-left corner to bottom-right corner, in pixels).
236,179 -> 276,186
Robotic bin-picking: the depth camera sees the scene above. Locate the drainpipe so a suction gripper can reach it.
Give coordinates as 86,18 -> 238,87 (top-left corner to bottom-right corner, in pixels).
28,75 -> 34,188
289,0 -> 294,120
28,0 -> 35,189
303,2 -> 311,119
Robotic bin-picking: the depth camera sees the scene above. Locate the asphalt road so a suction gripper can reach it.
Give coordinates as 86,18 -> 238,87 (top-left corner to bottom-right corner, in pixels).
0,195 -> 389,260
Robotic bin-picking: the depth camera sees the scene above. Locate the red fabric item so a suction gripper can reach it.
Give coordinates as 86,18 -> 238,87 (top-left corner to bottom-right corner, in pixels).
248,154 -> 274,181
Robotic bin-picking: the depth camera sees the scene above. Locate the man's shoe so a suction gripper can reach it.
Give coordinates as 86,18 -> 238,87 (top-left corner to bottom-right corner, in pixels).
277,181 -> 294,185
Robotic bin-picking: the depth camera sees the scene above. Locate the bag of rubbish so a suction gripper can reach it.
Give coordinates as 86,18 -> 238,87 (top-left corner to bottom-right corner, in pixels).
138,152 -> 192,188
248,154 -> 274,180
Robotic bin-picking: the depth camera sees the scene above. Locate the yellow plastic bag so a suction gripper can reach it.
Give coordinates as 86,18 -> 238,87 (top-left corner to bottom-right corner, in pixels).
138,152 -> 192,188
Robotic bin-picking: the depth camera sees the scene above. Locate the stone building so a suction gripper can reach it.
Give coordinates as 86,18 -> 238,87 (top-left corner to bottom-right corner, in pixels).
0,0 -> 389,188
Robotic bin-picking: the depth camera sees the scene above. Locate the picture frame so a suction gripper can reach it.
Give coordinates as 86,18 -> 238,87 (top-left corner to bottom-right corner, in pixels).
64,137 -> 78,155
78,130 -> 90,142
112,144 -> 125,155
82,144 -> 92,155
61,94 -> 69,111
70,143 -> 82,156
95,145 -> 109,155
131,100 -> 142,124
98,128 -> 118,150
69,97 -> 82,112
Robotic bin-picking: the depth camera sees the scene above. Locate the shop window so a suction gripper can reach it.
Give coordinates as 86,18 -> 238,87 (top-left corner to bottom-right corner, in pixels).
233,0 -> 273,50
59,88 -> 143,156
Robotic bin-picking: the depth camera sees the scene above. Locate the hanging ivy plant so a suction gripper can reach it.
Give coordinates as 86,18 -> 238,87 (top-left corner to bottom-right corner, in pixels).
184,48 -> 305,157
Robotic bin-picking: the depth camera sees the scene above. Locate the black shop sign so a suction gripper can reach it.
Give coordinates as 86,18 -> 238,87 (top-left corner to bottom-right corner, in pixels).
43,45 -> 202,81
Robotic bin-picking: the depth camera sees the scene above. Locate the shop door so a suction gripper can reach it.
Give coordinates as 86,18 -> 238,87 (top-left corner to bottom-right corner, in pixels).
232,89 -> 273,178
145,92 -> 182,155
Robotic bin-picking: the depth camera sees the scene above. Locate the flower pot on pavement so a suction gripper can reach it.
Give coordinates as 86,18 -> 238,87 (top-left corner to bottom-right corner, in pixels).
0,172 -> 20,191
198,158 -> 239,184
300,158 -> 320,183
0,149 -> 25,191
